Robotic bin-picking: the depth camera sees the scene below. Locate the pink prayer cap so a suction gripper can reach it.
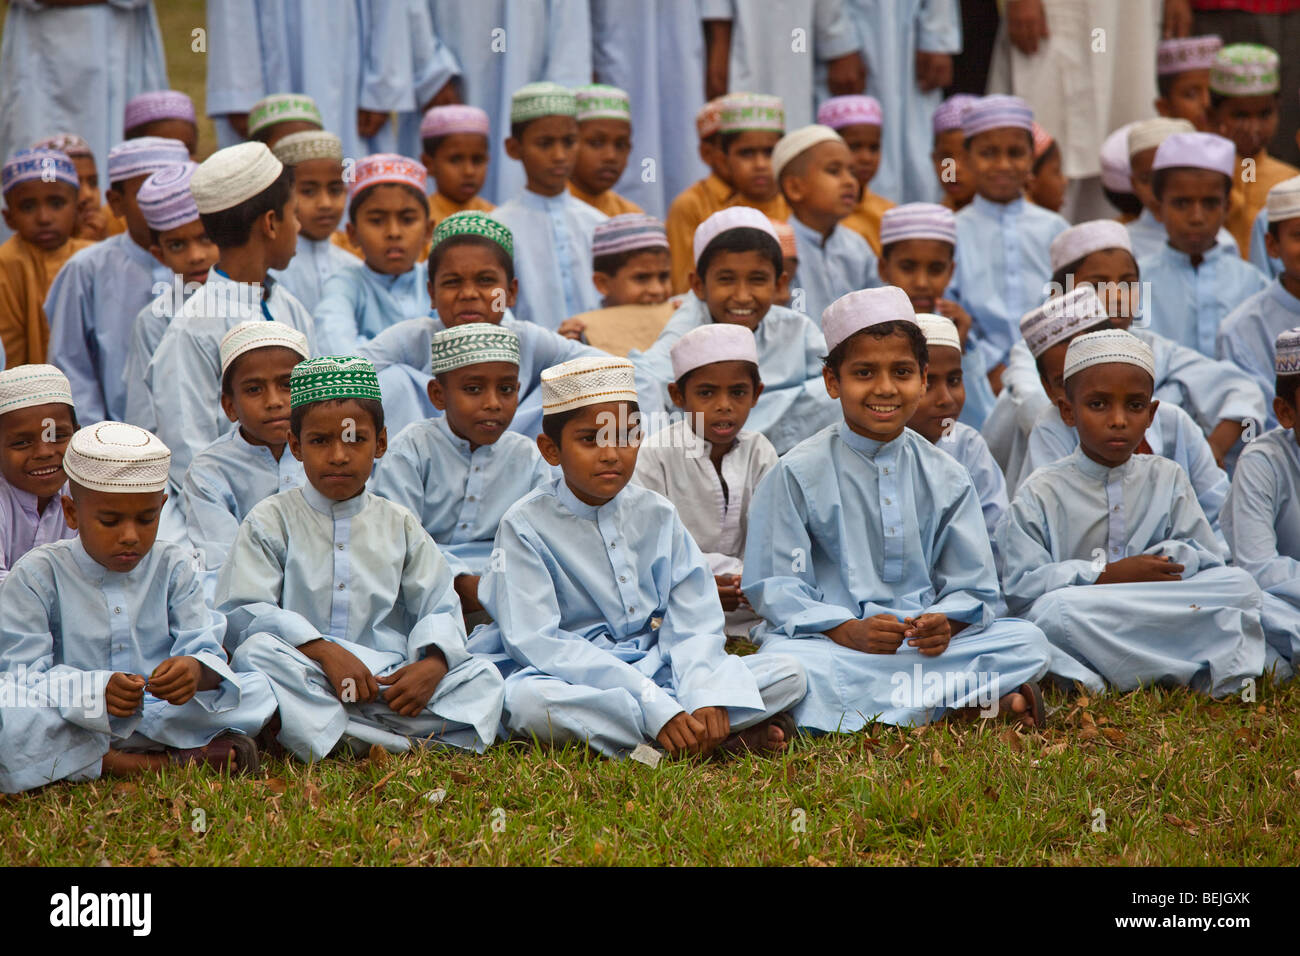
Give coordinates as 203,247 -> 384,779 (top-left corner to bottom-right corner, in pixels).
137,162 -> 200,233
816,95 -> 882,130
962,95 -> 1034,138
420,105 -> 490,141
1157,35 -> 1222,76
349,153 -> 428,199
692,207 -> 780,268
124,90 -> 197,131
879,202 -> 956,247
670,323 -> 760,380
1152,131 -> 1235,179
822,286 -> 916,352
932,94 -> 977,135
592,213 -> 668,258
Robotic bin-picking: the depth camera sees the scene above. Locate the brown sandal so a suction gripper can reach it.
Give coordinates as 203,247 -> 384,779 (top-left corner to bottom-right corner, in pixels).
170,732 -> 261,774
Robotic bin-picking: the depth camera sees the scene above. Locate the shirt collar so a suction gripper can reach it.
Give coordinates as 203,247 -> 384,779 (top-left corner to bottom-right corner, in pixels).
118,232 -> 159,270
364,261 -> 411,291
554,475 -> 618,521
837,421 -> 901,459
704,174 -> 733,204
1267,277 -> 1300,314
69,535 -> 108,582
433,413 -> 474,457
300,482 -> 368,518
972,193 -> 1025,219
790,215 -> 831,250
1069,446 -> 1133,482
211,266 -> 275,300
521,188 -> 569,209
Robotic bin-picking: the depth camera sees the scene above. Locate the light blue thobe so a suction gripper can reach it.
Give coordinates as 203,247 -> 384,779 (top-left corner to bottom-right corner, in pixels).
270,235 -> 359,314
469,478 -> 807,756
384,0 -> 461,161
1247,206 -> 1282,280
742,423 -> 1051,731
219,484 -> 504,759
1125,208 -> 1239,264
1217,279 -> 1300,430
629,296 -> 841,454
589,0 -> 709,218
1138,241 -> 1268,357
491,191 -> 606,332
44,234 -> 172,422
145,270 -> 315,489
824,0 -> 961,204
949,196 -> 1069,369
358,309 -> 602,438
0,537 -> 277,792
1133,327 -> 1267,436
0,478 -> 72,583
789,217 -> 880,322
1222,426 -> 1300,677
1025,400 -> 1229,543
314,260 -> 430,356
980,338 -> 1050,494
932,421 -> 1007,562
999,449 -> 1266,697
371,415 -> 554,577
124,280 -> 204,431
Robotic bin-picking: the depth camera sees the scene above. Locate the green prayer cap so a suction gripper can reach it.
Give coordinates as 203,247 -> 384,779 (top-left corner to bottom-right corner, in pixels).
432,210 -> 514,258
290,356 -> 382,409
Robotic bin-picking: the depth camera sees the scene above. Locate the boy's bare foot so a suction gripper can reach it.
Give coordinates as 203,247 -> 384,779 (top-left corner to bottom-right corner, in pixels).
718,712 -> 796,755
170,732 -> 261,774
998,681 -> 1045,729
101,749 -> 169,777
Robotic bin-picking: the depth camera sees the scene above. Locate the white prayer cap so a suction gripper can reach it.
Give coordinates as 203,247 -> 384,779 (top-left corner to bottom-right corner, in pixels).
63,422 -> 170,495
772,124 -> 844,180
1152,132 -> 1235,179
190,142 -> 284,215
915,314 -> 961,353
1050,220 -> 1134,273
1019,287 -> 1110,359
692,207 -> 780,268
541,356 -> 638,416
1266,175 -> 1300,224
879,202 -> 956,247
0,364 -> 73,416
272,131 -> 343,167
219,321 -> 310,376
961,95 -> 1034,138
1062,329 -> 1155,383
1275,327 -> 1300,375
1127,117 -> 1194,158
1100,123 -> 1136,193
822,286 -> 917,353
429,323 -> 521,375
106,136 -> 188,184
670,323 -> 760,380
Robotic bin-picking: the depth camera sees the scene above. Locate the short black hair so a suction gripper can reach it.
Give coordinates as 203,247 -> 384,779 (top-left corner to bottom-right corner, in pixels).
428,234 -> 514,284
348,181 -> 429,224
962,128 -> 1035,152
593,244 -> 669,277
1209,90 -> 1279,112
422,130 -> 489,160
696,227 -> 782,281
823,322 -> 928,374
541,400 -> 640,450
0,404 -> 79,435
1156,74 -> 1177,101
1032,139 -> 1059,175
1033,321 -> 1110,377
220,345 -> 304,397
198,164 -> 294,249
289,397 -> 384,438
880,238 -> 955,262
675,360 -> 761,394
1049,249 -> 1140,293
1277,373 -> 1300,409
1152,165 -> 1232,202
1103,186 -> 1144,218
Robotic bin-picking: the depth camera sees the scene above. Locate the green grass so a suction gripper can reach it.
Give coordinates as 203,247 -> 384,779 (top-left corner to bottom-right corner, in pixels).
6,679 -> 1300,866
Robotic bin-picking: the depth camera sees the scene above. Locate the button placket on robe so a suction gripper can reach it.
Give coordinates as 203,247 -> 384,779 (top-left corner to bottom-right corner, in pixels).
600,506 -> 640,624
329,512 -> 353,639
879,447 -> 904,583
1001,205 -> 1023,321
453,441 -> 488,544
1195,256 -> 1217,357
550,200 -> 582,317
104,580 -> 132,665
1105,470 -> 1127,561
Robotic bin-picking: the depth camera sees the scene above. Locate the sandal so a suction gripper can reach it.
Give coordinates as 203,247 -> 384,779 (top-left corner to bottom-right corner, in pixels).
170,732 -> 261,774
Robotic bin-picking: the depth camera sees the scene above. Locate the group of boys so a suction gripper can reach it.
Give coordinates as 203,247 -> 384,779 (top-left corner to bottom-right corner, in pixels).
4,31 -> 1300,794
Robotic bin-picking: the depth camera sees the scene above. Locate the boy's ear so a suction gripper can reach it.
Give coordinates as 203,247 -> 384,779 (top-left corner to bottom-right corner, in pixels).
427,377 -> 447,411
106,188 -> 126,219
374,427 -> 387,460
344,219 -> 357,246
219,391 -> 239,424
822,364 -> 840,399
1265,229 -> 1280,261
505,277 -> 519,309
0,208 -> 14,232
592,271 -> 611,297
752,380 -> 765,403
1154,97 -> 1171,118
149,243 -> 167,267
504,137 -> 523,162
666,381 -> 685,409
1146,398 -> 1159,427
60,493 -> 78,530
421,152 -> 435,175
1274,395 -> 1297,429
688,269 -> 706,300
774,269 -> 790,302
1057,393 -> 1076,427
536,432 -> 562,466
287,430 -> 304,462
780,172 -> 804,205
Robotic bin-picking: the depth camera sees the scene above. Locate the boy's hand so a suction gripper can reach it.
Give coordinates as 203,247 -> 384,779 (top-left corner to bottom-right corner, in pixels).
715,574 -> 749,612
226,113 -> 250,139
556,317 -> 586,341
146,656 -> 206,705
1206,419 -> 1245,469
1007,0 -> 1049,55
357,108 -> 388,138
376,650 -> 449,717
935,298 -> 973,345
302,639 -> 379,704
1096,554 -> 1184,585
105,672 -> 145,718
826,50 -> 867,95
827,616 -> 908,654
903,613 -> 952,656
656,711 -> 706,756
78,206 -> 108,241
692,706 -> 731,754
454,574 -> 483,613
987,363 -> 1006,395
915,51 -> 953,92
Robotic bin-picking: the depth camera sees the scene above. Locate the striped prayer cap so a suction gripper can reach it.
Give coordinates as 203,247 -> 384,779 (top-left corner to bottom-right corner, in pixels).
0,364 -> 74,416
125,90 -> 196,130
592,213 -> 668,258
137,162 -> 200,233
962,95 -> 1034,138
290,356 -> 382,409
879,202 -> 956,247
248,94 -> 323,137
432,210 -> 514,258
718,93 -> 784,134
430,323 -> 521,374
106,136 -> 188,184
2,148 -> 78,193
932,94 -> 977,135
575,84 -> 631,122
511,83 -> 576,124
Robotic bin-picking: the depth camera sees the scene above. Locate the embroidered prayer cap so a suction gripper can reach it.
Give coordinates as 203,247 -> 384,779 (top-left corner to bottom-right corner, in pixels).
1049,220 -> 1133,273
1209,42 -> 1280,97
31,133 -> 92,160
106,136 -> 188,184
932,93 -> 977,135
541,356 -> 637,415
1152,131 -> 1235,179
348,153 -> 428,199
1275,327 -> 1300,375
822,286 -> 917,352
772,219 -> 797,260
1099,123 -> 1136,193
220,320 -> 310,376
1157,35 -> 1222,76
816,95 -> 882,130
1031,122 -> 1054,160
1062,329 -> 1155,382
772,124 -> 845,179
247,93 -> 324,137
879,202 -> 956,248
1127,117 -> 1194,158
190,142 -> 284,214
592,213 -> 668,258
670,323 -> 759,380
1019,286 -> 1110,359
62,422 -> 170,494
692,206 -> 781,267
0,364 -> 74,416
575,84 -> 631,123
915,314 -> 961,353
718,93 -> 785,135
431,210 -> 514,257
289,356 -> 382,409
429,323 -> 521,375
2,148 -> 78,194
272,131 -> 343,167
124,90 -> 196,131
510,82 -> 577,124
696,98 -> 725,139
961,95 -> 1033,139
420,104 -> 490,140
137,162 -> 200,233
1266,175 -> 1300,224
